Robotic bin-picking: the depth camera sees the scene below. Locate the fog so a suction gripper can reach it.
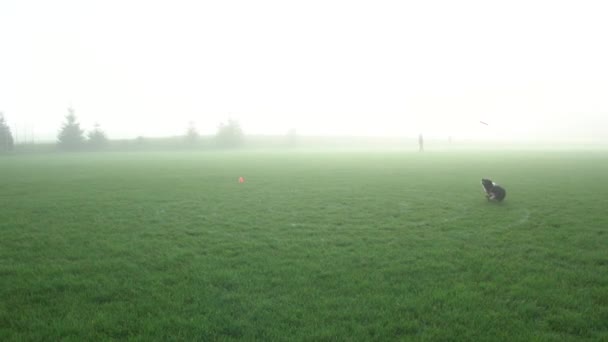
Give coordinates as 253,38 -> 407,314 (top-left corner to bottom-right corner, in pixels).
1,0 -> 607,144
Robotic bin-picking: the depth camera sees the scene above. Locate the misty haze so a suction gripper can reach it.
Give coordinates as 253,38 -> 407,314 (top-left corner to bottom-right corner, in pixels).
1,0 -> 607,340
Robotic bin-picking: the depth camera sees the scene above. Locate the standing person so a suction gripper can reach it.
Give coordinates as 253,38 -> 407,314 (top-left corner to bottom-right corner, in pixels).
418,134 -> 424,152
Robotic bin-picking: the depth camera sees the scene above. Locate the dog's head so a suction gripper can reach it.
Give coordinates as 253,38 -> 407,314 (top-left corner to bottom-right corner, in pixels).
481,178 -> 494,192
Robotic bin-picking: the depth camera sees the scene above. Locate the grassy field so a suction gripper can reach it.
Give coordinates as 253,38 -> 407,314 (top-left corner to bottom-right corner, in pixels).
1,150 -> 607,340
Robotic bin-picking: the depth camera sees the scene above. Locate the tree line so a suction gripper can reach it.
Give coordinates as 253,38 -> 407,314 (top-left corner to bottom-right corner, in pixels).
1,107 -> 248,152
0,112 -> 14,152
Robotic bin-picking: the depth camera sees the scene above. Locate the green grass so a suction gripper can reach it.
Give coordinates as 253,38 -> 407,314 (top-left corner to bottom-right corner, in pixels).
1,150 -> 607,340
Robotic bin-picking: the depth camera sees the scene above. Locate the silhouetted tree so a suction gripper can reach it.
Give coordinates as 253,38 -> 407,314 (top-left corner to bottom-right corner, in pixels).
88,123 -> 108,150
0,112 -> 15,152
216,119 -> 244,148
57,107 -> 86,150
185,121 -> 199,144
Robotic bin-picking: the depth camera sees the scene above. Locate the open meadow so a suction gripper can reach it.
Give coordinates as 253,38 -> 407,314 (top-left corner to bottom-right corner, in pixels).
1,150 -> 607,340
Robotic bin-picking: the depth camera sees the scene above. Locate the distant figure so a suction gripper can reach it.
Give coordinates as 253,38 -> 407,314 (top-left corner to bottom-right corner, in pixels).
418,134 -> 424,152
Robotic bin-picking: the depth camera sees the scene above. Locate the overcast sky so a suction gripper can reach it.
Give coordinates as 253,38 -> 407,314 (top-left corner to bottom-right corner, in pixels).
1,0 -> 607,142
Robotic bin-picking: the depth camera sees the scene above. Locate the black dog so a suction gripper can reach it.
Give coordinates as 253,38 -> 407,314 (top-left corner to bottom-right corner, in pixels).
481,178 -> 506,202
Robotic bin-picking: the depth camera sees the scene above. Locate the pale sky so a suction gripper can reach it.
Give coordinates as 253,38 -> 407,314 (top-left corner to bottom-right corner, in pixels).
1,0 -> 607,142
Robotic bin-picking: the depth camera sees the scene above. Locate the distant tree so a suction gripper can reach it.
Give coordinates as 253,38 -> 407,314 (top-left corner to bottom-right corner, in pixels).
185,121 -> 199,144
286,128 -> 297,147
0,112 -> 15,152
135,136 -> 146,146
216,119 -> 244,148
88,123 -> 108,150
57,107 -> 86,150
